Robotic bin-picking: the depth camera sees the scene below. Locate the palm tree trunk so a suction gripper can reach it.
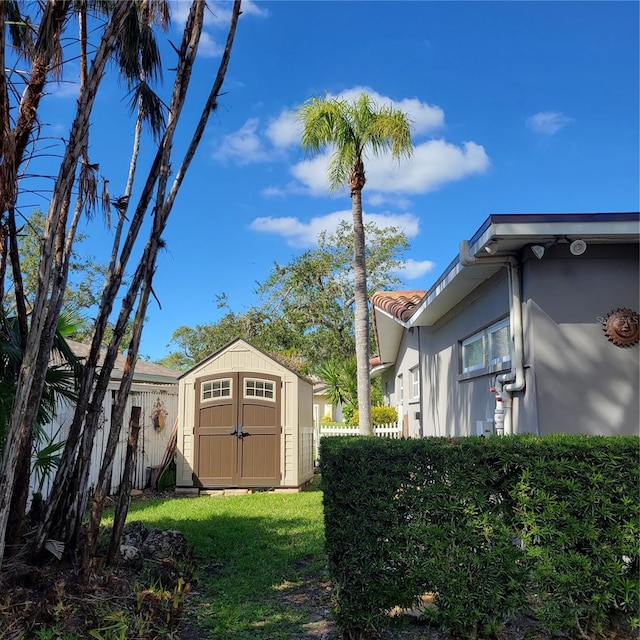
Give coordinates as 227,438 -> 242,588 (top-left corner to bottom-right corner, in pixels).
0,0 -> 131,569
36,0 -> 242,558
351,187 -> 372,435
106,405 -> 142,566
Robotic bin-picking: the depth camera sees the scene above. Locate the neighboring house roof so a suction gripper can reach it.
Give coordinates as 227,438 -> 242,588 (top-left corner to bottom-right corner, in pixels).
68,340 -> 179,385
371,290 -> 425,323
372,211 -> 640,371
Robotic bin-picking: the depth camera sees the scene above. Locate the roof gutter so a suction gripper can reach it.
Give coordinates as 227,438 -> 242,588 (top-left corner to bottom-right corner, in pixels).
459,241 -> 526,435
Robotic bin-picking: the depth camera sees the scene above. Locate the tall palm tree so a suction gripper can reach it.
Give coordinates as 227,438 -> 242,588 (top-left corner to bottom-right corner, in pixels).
297,93 -> 412,435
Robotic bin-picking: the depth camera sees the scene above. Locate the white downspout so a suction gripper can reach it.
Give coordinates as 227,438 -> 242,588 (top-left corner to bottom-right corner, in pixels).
497,262 -> 525,434
459,241 -> 526,435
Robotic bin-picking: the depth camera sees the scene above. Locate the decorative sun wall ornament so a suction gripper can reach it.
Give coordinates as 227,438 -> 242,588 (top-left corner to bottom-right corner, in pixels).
602,308 -> 639,347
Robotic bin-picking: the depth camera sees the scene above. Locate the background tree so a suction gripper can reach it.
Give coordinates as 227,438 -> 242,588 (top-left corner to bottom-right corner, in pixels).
161,221 -> 409,373
297,94 -> 413,434
7,209 -> 133,349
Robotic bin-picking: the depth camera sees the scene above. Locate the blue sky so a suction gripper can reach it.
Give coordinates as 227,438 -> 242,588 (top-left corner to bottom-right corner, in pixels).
22,1 -> 640,362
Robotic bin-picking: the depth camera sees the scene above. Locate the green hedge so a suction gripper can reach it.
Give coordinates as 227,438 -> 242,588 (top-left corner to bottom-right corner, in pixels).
319,435 -> 640,640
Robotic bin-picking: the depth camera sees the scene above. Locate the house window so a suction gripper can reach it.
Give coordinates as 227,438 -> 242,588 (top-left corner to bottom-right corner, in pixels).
410,367 -> 420,399
397,374 -> 404,401
461,318 -> 511,375
202,378 -> 231,401
245,378 -> 275,400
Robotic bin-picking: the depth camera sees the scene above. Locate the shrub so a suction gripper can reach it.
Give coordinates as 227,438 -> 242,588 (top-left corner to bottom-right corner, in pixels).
320,434 -> 640,640
348,405 -> 398,427
319,412 -> 333,424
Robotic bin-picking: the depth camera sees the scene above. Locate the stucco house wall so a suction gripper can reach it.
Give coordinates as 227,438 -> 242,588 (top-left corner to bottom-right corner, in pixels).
523,244 -> 639,435
373,213 -> 639,439
381,327 -> 420,437
417,270 -> 512,437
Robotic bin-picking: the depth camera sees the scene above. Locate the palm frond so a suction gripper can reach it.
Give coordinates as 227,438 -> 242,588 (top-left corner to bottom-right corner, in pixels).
127,80 -> 167,141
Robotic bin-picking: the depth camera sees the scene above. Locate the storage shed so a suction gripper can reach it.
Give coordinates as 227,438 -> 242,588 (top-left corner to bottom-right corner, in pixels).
33,340 -> 179,501
176,339 -> 314,491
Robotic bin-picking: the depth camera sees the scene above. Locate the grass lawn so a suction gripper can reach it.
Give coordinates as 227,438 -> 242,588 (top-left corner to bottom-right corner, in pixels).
116,477 -> 329,639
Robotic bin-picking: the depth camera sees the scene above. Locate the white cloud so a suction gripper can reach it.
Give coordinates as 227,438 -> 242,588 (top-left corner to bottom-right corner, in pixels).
369,139 -> 490,193
261,181 -> 308,197
365,192 -> 412,209
48,79 -> 81,99
216,87 -> 446,167
331,86 -> 445,135
172,0 -> 268,27
290,139 -> 489,196
240,0 -> 269,18
391,259 -> 436,280
265,110 -> 300,148
213,88 -> 488,200
526,111 -> 573,135
170,1 -> 267,56
250,210 -> 420,247
197,31 -> 224,57
212,118 -> 269,163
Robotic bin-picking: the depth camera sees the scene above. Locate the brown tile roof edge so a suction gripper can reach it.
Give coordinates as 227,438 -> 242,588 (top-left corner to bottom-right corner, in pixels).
371,290 -> 426,323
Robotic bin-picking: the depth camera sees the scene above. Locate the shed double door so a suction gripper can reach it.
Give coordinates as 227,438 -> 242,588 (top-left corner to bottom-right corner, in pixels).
194,372 -> 281,488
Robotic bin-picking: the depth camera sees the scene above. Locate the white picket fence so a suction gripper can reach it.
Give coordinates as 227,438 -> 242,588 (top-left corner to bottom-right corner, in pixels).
318,423 -> 403,438
313,422 -> 403,464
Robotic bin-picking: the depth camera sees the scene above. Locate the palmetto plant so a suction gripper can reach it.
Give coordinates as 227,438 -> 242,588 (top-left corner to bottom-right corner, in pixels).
0,307 -> 83,549
0,309 -> 82,455
317,357 -> 358,411
297,93 -> 412,435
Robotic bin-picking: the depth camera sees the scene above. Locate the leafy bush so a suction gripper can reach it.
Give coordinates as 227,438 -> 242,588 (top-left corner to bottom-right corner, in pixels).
319,412 -> 334,424
341,404 -> 355,424
320,434 -> 639,640
348,405 -> 398,426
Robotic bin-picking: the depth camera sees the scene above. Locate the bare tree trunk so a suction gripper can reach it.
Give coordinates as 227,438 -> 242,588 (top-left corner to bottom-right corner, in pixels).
106,405 -> 141,567
0,1 -> 131,568
82,268 -> 152,573
36,0 -> 240,564
351,187 -> 373,435
38,0 -> 243,557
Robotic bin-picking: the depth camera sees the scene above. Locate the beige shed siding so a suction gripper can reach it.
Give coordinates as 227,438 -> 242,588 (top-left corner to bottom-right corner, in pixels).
177,339 -> 313,489
283,427 -> 295,485
177,379 -> 192,486
297,379 -> 314,484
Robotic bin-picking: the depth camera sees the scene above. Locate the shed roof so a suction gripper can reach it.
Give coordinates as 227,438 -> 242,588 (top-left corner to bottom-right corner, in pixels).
68,340 -> 179,384
178,337 -> 313,383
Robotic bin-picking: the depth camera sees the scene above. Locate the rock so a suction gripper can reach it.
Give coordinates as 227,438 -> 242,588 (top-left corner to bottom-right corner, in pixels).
120,544 -> 143,570
122,520 -> 149,549
141,529 -> 190,562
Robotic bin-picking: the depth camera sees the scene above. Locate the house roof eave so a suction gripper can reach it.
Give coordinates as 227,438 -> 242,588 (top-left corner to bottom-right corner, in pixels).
409,211 -> 640,328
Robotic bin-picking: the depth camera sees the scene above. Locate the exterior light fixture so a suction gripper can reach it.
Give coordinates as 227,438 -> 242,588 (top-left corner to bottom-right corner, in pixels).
570,239 -> 587,256
485,241 -> 498,254
531,245 -> 545,260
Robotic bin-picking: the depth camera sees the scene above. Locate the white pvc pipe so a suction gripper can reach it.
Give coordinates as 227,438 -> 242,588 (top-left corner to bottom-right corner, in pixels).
459,241 -> 526,435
